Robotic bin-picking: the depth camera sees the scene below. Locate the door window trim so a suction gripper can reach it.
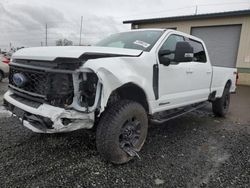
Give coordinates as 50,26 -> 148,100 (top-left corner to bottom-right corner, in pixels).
184,37 -> 207,63
156,33 -> 186,65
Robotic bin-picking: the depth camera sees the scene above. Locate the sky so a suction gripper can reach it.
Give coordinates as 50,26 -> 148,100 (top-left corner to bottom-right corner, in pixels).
0,0 -> 250,50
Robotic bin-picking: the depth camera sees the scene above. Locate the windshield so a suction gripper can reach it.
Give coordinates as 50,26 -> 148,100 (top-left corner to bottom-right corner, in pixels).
95,30 -> 164,52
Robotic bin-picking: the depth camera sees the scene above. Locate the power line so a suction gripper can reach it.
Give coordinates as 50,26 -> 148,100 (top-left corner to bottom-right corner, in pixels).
112,1 -> 250,20
1,1 -> 249,48
114,5 -> 195,19
198,1 -> 249,7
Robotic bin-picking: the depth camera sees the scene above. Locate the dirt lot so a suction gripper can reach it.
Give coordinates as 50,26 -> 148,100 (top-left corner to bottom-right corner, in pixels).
0,79 -> 249,187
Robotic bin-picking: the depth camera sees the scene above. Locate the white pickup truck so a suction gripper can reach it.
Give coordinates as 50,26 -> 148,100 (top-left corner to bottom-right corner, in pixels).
4,29 -> 237,164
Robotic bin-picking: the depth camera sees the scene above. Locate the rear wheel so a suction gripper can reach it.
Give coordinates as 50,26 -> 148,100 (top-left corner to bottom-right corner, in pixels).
212,84 -> 231,117
96,100 -> 148,164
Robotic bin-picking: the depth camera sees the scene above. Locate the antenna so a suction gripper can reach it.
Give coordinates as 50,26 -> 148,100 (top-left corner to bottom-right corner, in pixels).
195,5 -> 198,15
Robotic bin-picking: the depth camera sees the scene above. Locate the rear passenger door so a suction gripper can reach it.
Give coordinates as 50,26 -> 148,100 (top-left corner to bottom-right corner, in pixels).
187,38 -> 212,102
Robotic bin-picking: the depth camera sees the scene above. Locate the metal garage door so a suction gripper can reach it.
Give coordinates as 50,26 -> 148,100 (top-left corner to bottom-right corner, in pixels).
191,25 -> 241,68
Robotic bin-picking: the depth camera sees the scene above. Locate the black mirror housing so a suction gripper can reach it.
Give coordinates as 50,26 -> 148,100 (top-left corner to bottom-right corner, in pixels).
174,42 -> 194,62
158,49 -> 172,66
159,56 -> 171,66
158,49 -> 172,56
158,41 -> 193,66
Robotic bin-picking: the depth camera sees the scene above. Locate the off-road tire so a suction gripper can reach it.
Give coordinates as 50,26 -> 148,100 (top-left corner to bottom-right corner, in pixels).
212,84 -> 231,117
96,100 -> 148,164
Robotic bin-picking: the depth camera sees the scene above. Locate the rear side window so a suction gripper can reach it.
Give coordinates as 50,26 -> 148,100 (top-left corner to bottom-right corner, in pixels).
188,39 -> 207,63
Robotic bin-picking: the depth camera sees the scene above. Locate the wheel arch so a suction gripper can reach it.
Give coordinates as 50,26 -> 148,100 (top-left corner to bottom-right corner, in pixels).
215,79 -> 233,98
107,82 -> 150,113
212,79 -> 231,117
225,79 -> 232,89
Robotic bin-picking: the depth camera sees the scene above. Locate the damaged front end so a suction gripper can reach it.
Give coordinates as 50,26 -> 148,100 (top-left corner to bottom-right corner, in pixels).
4,58 -> 101,133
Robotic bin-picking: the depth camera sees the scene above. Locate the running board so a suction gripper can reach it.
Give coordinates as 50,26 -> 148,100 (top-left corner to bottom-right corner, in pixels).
150,102 -> 209,125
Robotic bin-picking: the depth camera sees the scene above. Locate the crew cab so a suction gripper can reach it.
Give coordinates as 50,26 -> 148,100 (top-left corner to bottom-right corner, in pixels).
3,29 -> 237,164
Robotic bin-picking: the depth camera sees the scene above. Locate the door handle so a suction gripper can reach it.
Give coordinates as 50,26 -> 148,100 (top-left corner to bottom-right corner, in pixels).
186,71 -> 193,74
206,71 -> 212,74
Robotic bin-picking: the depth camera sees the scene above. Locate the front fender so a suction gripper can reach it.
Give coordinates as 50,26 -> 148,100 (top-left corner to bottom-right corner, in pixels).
82,57 -> 155,112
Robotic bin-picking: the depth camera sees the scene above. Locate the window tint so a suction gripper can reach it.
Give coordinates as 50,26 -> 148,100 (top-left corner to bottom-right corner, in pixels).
188,39 -> 207,63
160,35 -> 184,60
160,35 -> 184,51
96,30 -> 164,52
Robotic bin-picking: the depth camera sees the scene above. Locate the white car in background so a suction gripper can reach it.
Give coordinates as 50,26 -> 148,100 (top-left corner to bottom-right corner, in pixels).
0,55 -> 9,81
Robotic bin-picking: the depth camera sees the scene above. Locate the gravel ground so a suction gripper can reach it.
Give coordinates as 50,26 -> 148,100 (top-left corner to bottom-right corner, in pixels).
0,80 -> 249,187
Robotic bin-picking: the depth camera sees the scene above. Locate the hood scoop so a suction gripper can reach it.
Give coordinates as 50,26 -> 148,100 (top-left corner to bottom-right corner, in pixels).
79,52 -> 141,61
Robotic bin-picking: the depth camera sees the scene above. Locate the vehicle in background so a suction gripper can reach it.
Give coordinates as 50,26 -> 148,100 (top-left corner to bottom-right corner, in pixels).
0,55 -> 10,81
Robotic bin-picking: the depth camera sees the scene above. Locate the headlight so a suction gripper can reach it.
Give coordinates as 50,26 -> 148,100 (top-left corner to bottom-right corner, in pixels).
79,72 -> 98,107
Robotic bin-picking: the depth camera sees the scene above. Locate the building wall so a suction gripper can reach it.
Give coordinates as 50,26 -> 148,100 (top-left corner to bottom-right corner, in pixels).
134,16 -> 250,85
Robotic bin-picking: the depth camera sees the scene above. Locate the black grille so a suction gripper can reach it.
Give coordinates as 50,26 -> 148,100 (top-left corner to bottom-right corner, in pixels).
9,65 -> 74,107
9,66 -> 48,96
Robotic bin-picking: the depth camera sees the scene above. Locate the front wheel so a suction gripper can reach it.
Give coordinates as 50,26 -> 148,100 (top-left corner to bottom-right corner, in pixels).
96,100 -> 148,164
212,85 -> 230,117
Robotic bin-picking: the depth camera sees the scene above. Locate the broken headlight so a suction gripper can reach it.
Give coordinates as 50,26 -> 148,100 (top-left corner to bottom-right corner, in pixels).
79,73 -> 98,107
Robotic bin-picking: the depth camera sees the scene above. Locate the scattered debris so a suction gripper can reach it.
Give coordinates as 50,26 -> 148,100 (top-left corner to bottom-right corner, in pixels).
155,178 -> 165,185
0,106 -> 11,118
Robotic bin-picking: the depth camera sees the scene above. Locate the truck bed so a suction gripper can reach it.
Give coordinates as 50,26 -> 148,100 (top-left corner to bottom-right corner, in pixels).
211,66 -> 237,98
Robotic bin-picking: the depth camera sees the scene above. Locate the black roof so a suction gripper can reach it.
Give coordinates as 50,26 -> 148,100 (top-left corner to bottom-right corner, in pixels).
123,9 -> 250,24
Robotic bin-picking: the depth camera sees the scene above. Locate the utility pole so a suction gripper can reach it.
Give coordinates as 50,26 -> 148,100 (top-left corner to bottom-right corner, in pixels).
79,16 -> 83,46
45,23 -> 48,46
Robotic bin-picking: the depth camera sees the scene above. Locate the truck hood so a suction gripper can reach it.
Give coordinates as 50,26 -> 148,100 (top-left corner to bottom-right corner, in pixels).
12,46 -> 143,61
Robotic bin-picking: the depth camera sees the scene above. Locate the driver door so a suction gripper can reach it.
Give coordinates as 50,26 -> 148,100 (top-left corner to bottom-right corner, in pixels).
157,34 -> 193,111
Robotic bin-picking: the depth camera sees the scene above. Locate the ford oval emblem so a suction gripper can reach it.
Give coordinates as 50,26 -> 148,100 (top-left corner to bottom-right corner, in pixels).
13,73 -> 28,87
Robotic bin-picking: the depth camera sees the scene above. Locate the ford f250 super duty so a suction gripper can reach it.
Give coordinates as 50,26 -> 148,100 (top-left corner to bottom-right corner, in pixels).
4,29 -> 237,164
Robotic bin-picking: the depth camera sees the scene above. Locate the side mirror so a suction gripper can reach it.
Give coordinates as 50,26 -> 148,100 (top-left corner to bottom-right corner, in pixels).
158,49 -> 172,56
158,41 -> 193,66
158,50 -> 172,66
174,41 -> 194,62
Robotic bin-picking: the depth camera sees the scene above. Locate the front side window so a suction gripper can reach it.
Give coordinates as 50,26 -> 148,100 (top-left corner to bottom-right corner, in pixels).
160,35 -> 184,51
188,39 -> 207,63
95,30 -> 164,52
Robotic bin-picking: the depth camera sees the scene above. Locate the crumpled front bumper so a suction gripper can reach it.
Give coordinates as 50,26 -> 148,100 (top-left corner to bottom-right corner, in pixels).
3,90 -> 95,133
